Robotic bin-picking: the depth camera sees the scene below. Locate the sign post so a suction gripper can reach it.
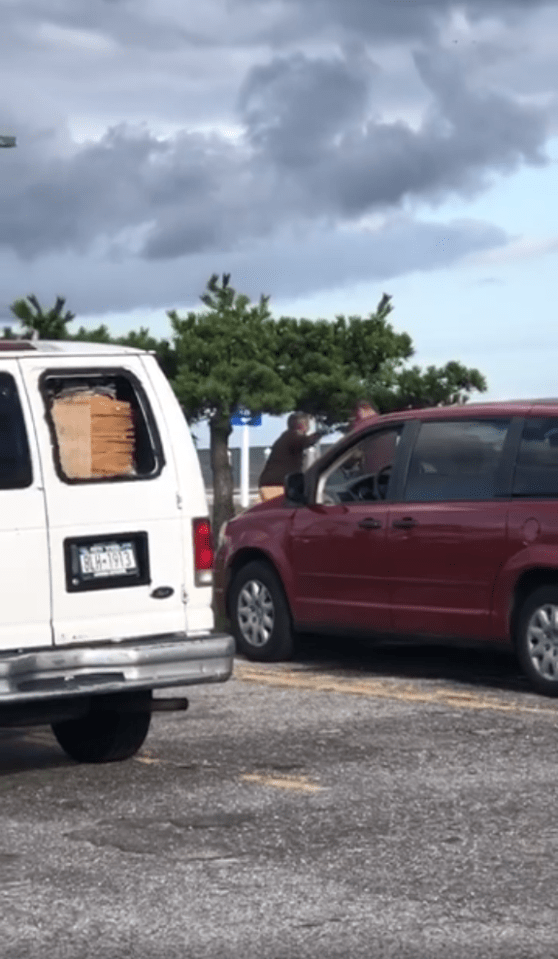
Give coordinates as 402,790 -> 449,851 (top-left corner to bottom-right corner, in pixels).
230,410 -> 262,508
241,423 -> 250,508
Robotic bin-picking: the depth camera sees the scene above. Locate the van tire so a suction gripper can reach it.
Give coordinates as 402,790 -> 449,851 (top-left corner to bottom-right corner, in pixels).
230,560 -> 294,661
516,586 -> 558,696
51,692 -> 152,762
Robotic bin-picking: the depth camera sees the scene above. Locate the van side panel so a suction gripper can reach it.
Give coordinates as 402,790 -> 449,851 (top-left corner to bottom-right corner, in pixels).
139,357 -> 214,635
0,361 -> 51,650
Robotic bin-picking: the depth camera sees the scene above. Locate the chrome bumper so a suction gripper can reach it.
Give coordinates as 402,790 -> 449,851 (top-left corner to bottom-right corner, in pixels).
0,633 -> 234,703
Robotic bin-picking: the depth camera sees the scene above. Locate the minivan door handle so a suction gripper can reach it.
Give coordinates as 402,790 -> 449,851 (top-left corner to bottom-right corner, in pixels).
392,517 -> 417,529
358,517 -> 382,530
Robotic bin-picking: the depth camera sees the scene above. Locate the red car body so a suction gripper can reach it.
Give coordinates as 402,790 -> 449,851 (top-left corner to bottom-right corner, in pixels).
215,401 -> 558,694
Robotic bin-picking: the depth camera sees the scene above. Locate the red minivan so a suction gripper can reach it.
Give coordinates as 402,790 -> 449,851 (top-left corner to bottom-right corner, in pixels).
214,401 -> 558,696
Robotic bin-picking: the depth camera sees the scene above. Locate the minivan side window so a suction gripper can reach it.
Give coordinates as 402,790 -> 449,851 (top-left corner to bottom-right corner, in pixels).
42,370 -> 162,482
0,372 -> 33,489
404,419 -> 510,502
318,426 -> 403,503
513,418 -> 558,496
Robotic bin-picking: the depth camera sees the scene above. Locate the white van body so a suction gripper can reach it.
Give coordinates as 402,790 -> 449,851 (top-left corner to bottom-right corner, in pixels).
0,340 -> 233,761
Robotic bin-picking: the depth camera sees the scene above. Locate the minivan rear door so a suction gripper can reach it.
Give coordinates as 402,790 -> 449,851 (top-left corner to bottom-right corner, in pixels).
387,417 -> 512,640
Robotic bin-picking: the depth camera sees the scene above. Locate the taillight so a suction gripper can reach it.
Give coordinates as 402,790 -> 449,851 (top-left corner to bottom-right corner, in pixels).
193,517 -> 213,586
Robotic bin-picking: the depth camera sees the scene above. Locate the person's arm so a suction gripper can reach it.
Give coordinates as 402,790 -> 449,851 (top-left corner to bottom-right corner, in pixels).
290,431 -> 325,452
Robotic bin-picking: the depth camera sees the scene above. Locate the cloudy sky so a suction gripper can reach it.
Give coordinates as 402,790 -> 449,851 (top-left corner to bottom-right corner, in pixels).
1,0 -> 558,445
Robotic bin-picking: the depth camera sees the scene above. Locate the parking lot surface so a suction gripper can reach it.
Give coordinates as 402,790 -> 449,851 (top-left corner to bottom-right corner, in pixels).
2,638 -> 558,959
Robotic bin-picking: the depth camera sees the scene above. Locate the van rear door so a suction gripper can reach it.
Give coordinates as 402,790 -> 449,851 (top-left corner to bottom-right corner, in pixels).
20,355 -> 188,646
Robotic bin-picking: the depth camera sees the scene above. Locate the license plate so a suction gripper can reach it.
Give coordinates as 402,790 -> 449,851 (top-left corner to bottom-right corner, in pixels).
78,542 -> 138,578
64,532 -> 149,591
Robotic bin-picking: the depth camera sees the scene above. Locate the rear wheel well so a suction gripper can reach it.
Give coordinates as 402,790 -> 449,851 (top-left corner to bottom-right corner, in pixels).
511,569 -> 558,641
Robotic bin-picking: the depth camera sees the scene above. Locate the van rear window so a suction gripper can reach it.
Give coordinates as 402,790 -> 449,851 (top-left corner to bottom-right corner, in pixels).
0,372 -> 32,489
42,370 -> 162,483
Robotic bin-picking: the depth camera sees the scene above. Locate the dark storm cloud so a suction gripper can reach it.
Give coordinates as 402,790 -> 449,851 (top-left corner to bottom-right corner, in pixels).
239,51 -> 372,166
2,0 -> 192,52
0,44 -> 549,263
239,46 -> 548,216
0,216 -> 509,318
8,0 -> 558,45
236,0 -> 439,43
0,0 -> 555,316
0,124 -> 241,259
234,0 -> 558,44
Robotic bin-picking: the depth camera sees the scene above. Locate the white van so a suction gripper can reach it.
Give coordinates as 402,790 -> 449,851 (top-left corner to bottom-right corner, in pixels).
0,339 -> 234,762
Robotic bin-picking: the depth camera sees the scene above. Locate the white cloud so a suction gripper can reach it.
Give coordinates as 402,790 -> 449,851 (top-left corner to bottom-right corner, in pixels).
466,235 -> 558,266
35,22 -> 117,54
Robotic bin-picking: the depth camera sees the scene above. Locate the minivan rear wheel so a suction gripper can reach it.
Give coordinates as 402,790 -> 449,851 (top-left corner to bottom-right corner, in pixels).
230,560 -> 294,661
516,587 -> 558,696
52,691 -> 152,762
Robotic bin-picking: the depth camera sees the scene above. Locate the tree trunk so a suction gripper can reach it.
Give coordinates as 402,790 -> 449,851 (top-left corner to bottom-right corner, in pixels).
209,414 -> 235,537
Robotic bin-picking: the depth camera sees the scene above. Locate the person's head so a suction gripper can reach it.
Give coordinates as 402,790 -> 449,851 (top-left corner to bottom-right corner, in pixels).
351,400 -> 378,426
287,412 -> 309,434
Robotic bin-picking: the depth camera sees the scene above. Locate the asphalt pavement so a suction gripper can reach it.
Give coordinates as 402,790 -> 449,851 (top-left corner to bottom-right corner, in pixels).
2,637 -> 558,959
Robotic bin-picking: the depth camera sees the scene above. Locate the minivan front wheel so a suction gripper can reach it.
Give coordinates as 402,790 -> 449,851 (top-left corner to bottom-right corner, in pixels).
516,587 -> 558,696
51,691 -> 152,762
230,560 -> 294,661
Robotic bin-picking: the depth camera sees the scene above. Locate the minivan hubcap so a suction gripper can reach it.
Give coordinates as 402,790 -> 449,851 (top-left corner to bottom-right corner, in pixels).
237,580 -> 274,647
526,604 -> 558,680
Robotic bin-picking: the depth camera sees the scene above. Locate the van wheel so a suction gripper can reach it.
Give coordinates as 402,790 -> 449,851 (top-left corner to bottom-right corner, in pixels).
516,587 -> 558,696
230,560 -> 294,661
52,692 -> 152,763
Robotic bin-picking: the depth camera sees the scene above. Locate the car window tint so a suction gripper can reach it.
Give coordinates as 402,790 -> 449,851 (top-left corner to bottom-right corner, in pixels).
0,371 -> 32,489
513,417 -> 558,496
318,427 -> 402,504
404,419 -> 510,502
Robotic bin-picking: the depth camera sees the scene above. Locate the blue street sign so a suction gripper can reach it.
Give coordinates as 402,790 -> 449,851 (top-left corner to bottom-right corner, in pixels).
231,411 -> 262,427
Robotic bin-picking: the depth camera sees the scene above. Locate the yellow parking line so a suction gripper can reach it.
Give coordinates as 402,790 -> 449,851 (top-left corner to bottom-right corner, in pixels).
133,755 -> 322,791
234,661 -> 558,717
241,772 -> 323,793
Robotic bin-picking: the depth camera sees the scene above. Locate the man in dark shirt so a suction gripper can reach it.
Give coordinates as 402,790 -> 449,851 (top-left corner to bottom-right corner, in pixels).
259,413 -> 323,501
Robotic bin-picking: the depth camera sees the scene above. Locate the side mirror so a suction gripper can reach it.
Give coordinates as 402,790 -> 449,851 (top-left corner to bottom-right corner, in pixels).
284,472 -> 307,504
